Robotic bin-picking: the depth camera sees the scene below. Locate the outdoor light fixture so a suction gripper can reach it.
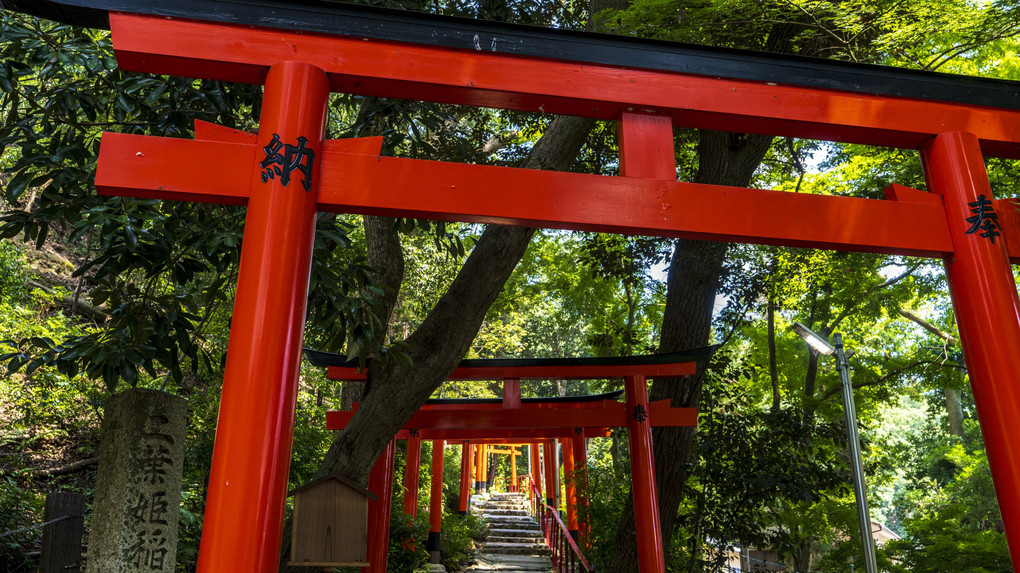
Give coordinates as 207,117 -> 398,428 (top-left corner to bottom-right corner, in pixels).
792,322 -> 836,355
792,322 -> 878,573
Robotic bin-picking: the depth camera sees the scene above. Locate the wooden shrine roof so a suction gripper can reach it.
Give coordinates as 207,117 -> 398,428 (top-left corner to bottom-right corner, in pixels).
6,0 -> 1020,113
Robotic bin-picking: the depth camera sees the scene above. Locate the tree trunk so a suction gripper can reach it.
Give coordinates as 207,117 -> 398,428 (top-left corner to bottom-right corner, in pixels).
946,387 -> 965,437
317,115 -> 594,485
607,129 -> 773,572
767,289 -> 781,413
279,115 -> 594,571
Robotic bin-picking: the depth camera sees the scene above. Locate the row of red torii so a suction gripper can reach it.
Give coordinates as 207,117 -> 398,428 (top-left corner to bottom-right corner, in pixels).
42,0 -> 1020,570
308,348 -> 713,571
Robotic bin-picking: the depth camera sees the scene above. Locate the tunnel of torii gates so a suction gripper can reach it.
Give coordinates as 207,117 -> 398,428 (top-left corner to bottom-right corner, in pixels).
10,0 -> 1020,570
307,347 -> 714,572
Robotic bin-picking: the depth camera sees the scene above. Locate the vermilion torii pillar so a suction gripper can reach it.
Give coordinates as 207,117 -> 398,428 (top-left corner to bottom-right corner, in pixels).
192,62 -> 329,573
530,443 -> 543,503
404,432 -> 423,517
458,441 -> 473,515
921,132 -> 1020,554
543,441 -> 559,511
72,1 -> 1020,569
560,437 -> 579,541
428,440 -> 445,564
571,429 -> 591,548
365,440 -> 396,573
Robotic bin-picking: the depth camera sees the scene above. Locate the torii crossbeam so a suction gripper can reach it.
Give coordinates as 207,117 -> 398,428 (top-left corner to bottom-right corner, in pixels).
9,0 -> 1020,571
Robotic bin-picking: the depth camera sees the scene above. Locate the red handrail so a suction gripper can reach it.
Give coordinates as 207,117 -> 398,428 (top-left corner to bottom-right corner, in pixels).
509,475 -> 528,493
525,476 -> 595,572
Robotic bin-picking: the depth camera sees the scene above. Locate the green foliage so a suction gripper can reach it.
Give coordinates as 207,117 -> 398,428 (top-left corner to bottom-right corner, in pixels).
0,476 -> 43,573
881,504 -> 1011,573
0,12 -> 384,391
439,513 -> 487,571
386,512 -> 430,573
0,242 -> 26,304
676,355 -> 853,569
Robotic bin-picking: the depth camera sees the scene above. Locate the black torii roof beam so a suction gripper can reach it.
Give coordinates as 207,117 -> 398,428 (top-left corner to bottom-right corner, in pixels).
4,0 -> 1020,111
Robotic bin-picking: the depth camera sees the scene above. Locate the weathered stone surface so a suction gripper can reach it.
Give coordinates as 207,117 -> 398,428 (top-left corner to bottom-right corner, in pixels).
466,493 -> 553,573
86,389 -> 187,573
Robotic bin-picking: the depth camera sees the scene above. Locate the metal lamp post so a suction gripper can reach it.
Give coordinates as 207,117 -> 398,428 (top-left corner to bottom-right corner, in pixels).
793,322 -> 878,573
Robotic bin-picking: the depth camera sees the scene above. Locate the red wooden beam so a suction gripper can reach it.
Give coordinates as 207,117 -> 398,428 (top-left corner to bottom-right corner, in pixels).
403,400 -> 619,410
327,400 -> 695,430
108,13 -> 1020,158
321,155 -> 955,257
394,429 -> 613,440
326,354 -> 699,379
97,132 -> 981,261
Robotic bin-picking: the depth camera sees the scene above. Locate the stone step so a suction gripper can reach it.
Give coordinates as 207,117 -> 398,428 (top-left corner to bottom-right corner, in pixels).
483,513 -> 535,521
484,509 -> 530,516
487,515 -> 538,522
486,535 -> 544,544
466,553 -> 555,572
487,529 -> 543,539
482,542 -> 552,556
468,492 -> 554,573
487,523 -> 541,532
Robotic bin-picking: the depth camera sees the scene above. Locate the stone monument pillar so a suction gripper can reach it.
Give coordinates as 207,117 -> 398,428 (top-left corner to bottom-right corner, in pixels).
86,389 -> 187,573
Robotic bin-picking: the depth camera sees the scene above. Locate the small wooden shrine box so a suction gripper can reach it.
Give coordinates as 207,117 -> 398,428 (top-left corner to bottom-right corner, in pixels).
288,474 -> 379,568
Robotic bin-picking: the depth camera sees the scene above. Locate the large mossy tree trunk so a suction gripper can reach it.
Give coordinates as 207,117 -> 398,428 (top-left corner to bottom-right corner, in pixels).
316,114 -> 595,485
279,114 -> 595,571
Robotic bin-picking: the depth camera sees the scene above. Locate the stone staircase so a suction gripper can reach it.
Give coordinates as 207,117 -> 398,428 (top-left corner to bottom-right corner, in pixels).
466,492 -> 554,573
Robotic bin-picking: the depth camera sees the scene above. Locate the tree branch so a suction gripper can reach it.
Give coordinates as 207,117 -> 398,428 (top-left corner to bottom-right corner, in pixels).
1,457 -> 98,478
28,280 -> 108,323
829,262 -> 919,332
898,308 -> 958,346
815,360 -> 926,404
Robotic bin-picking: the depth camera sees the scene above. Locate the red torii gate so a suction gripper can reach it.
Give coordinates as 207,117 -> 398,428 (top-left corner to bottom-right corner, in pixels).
318,351 -> 707,572
19,0 -> 1020,570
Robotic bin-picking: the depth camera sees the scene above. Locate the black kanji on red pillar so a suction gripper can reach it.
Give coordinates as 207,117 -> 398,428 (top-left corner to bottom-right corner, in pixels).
260,134 -> 315,192
965,194 -> 1001,244
632,404 -> 648,423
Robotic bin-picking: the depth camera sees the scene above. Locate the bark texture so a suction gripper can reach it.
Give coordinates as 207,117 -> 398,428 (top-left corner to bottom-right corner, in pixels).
315,115 -> 596,486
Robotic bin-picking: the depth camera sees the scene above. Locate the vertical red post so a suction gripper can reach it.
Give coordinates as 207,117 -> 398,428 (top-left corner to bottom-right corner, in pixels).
922,131 -> 1020,566
625,374 -> 666,573
571,430 -> 590,548
616,109 -> 673,573
480,445 -> 489,494
510,446 -> 518,491
503,378 -> 522,408
364,439 -> 396,573
618,111 -> 676,180
530,443 -> 543,502
560,437 -> 579,541
543,440 -> 558,509
404,434 -> 422,517
195,61 -> 328,573
428,440 -> 445,563
458,441 -> 472,515
474,444 -> 484,493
